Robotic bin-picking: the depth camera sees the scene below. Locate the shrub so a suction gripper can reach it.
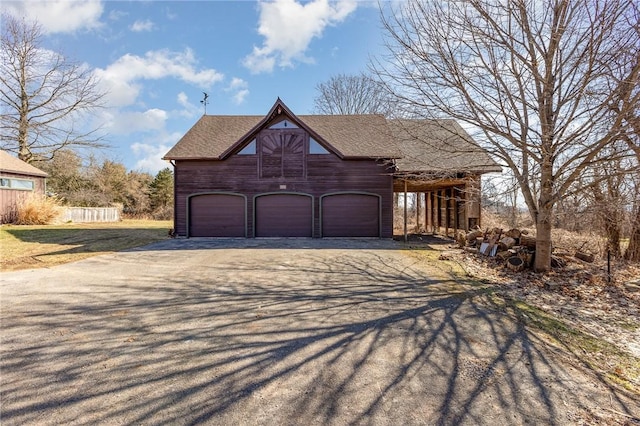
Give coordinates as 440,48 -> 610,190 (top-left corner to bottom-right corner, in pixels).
15,194 -> 62,225
151,205 -> 173,221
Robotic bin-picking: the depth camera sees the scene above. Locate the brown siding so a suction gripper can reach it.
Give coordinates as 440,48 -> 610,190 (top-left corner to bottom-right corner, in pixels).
0,172 -> 46,224
173,152 -> 393,238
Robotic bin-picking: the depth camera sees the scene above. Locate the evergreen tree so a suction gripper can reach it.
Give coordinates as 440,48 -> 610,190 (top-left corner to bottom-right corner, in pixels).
149,168 -> 173,218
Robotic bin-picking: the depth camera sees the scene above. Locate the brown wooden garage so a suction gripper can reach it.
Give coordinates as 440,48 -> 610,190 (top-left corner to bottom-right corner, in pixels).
189,193 -> 246,237
165,98 -> 500,238
255,193 -> 313,237
321,193 -> 380,237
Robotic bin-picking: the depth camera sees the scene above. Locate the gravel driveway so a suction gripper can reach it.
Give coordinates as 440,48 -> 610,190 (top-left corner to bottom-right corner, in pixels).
1,238 -> 638,425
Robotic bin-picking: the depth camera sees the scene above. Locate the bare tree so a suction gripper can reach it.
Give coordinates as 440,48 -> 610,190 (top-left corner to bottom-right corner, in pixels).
0,14 -> 106,163
313,73 -> 391,115
374,0 -> 640,271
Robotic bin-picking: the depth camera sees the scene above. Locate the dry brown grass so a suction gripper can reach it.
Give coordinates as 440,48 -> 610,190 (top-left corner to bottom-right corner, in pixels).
0,220 -> 172,271
14,194 -> 62,225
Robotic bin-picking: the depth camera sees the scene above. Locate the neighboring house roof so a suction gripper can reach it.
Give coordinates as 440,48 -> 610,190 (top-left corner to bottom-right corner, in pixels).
0,150 -> 48,177
389,119 -> 502,174
164,98 -> 501,174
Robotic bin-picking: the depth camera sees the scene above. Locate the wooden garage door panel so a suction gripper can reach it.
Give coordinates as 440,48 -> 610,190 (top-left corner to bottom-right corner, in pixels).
255,194 -> 312,237
190,194 -> 245,237
322,194 -> 379,237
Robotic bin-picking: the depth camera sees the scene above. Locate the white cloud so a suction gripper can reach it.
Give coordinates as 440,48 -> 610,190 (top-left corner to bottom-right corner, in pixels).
103,109 -> 168,135
177,92 -> 190,107
175,92 -> 200,118
131,131 -> 183,173
94,48 -> 224,107
233,89 -> 250,105
108,9 -> 127,21
1,0 -> 104,34
130,19 -> 155,32
243,0 -> 358,73
132,143 -> 173,173
225,78 -> 250,105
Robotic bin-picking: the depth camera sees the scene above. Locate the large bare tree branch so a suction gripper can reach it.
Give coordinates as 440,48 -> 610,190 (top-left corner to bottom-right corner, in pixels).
0,14 -> 107,163
313,73 -> 392,115
373,0 -> 640,271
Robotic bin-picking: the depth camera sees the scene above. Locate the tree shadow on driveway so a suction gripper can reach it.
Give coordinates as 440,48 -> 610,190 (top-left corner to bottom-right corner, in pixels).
1,246 -> 638,425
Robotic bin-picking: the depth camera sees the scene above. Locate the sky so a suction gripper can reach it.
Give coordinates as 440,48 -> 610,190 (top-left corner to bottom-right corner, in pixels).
1,0 -> 389,174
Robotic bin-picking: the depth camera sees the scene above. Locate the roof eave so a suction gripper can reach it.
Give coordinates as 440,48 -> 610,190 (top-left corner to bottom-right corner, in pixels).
162,156 -> 223,161
0,168 -> 48,177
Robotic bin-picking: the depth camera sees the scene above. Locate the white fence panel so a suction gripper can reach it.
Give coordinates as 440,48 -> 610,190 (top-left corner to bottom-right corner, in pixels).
62,207 -> 120,223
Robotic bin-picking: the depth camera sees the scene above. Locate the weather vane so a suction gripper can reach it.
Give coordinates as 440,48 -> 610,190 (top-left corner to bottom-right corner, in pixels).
200,92 -> 209,115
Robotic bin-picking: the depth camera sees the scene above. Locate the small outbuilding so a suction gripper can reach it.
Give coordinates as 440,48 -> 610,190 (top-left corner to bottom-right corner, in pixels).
163,98 -> 500,238
0,150 -> 48,223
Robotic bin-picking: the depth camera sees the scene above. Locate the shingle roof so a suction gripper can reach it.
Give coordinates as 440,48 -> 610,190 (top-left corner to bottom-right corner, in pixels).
163,115 -> 262,160
0,150 -> 48,177
388,119 -> 501,174
163,113 -> 401,160
163,99 -> 500,174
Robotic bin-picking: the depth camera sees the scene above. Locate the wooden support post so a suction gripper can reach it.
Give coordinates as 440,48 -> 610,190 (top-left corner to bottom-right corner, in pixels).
444,189 -> 450,238
435,191 -> 440,234
462,184 -> 468,231
477,178 -> 483,229
404,180 -> 408,242
425,192 -> 429,232
433,192 -> 438,234
453,187 -> 459,234
416,192 -> 421,233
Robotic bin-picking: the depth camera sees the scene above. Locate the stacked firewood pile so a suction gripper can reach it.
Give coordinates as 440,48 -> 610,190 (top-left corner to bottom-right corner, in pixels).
456,227 -> 596,271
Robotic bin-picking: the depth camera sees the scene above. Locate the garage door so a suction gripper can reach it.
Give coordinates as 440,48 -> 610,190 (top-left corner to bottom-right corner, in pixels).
321,193 -> 380,237
255,194 -> 312,237
189,194 -> 246,237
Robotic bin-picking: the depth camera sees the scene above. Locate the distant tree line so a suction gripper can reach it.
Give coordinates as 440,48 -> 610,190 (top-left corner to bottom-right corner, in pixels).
33,150 -> 173,220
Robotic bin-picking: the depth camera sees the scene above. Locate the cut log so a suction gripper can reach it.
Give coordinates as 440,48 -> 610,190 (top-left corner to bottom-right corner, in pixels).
466,229 -> 483,244
506,256 -> 525,272
482,230 -> 502,256
551,255 -> 567,268
498,237 -> 516,251
497,250 -> 511,260
505,228 -> 522,239
463,246 -> 479,254
520,235 -> 536,249
518,250 -> 534,266
574,251 -> 595,263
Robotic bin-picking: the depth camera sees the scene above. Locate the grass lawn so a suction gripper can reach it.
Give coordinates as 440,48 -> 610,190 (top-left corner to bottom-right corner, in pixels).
1,220 -> 172,271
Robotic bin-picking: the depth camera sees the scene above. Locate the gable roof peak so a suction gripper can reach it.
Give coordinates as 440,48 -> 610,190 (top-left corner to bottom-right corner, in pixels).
265,97 -> 297,122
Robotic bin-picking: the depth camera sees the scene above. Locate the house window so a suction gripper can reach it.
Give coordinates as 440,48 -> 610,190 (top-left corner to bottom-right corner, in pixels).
238,139 -> 256,155
309,137 -> 330,154
259,130 -> 305,178
0,177 -> 34,190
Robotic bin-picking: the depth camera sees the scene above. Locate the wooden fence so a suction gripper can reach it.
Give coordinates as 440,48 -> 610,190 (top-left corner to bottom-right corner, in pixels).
62,207 -> 120,223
